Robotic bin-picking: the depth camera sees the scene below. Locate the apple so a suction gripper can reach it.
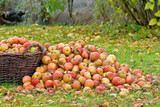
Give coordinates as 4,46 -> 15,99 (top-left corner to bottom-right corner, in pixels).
83,59 -> 90,65
106,57 -> 114,64
80,69 -> 86,76
92,74 -> 101,81
42,56 -> 51,64
32,72 -> 42,79
146,74 -> 153,78
102,60 -> 112,66
82,51 -> 89,59
48,90 -> 55,94
72,65 -> 80,73
84,79 -> 94,88
23,81 -> 31,88
79,62 -> 88,70
47,62 -> 57,71
137,81 -> 146,87
45,80 -> 53,88
78,76 -> 86,85
136,73 -> 142,78
120,64 -> 129,72
101,78 -> 110,85
112,77 -> 123,86
87,45 -> 97,52
88,66 -> 96,75
64,62 -> 73,71
84,72 -> 91,79
0,44 -> 8,51
76,40 -> 85,47
64,83 -> 72,90
31,78 -> 40,86
94,59 -> 102,66
19,47 -> 25,53
133,69 -> 142,75
67,71 -> 77,79
90,52 -> 100,61
42,72 -> 53,82
74,55 -> 83,62
35,83 -> 45,88
97,48 -> 106,54
59,54 -> 66,59
96,67 -> 103,75
74,46 -> 83,55
23,42 -> 31,48
36,66 -> 45,73
63,46 -> 71,55
106,72 -> 117,80
48,46 -> 57,53
103,65 -> 112,72
53,50 -> 61,56
72,80 -> 81,90
94,80 -> 100,86
53,70 -> 63,80
108,54 -> 117,62
11,36 -> 19,44
69,41 -> 75,47
22,75 -> 31,83
44,43 -> 52,49
66,57 -> 72,62
42,64 -> 48,72
96,85 -> 105,91
25,85 -> 34,91
63,74 -> 72,83
47,53 -> 58,60
118,71 -> 127,78
102,72 -> 108,78
16,85 -> 23,91
71,58 -> 81,65
53,80 -> 61,88
58,58 -> 66,66
126,75 -> 135,84
88,63 -> 96,67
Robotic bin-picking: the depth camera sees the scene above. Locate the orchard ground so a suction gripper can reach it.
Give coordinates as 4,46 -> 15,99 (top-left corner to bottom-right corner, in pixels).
0,24 -> 159,106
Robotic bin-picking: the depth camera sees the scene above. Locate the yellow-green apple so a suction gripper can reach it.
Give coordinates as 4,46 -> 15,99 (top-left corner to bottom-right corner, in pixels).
72,80 -> 81,90
78,76 -> 86,85
53,50 -> 61,56
45,80 -> 53,88
53,80 -> 61,88
66,57 -> 72,62
103,65 -> 112,72
88,66 -> 96,75
22,75 -> 31,83
101,78 -> 110,85
48,46 -> 56,53
126,75 -> 135,84
76,40 -> 85,47
35,83 -> 45,88
32,72 -> 42,79
53,70 -> 63,80
106,72 -> 117,80
120,63 -> 129,72
83,59 -> 90,65
74,46 -> 83,55
23,81 -> 31,88
90,52 -> 100,61
72,65 -> 80,73
87,45 -> 97,52
102,60 -> 112,66
85,79 -> 94,88
112,77 -> 123,86
97,48 -> 106,54
84,71 -> 91,79
68,53 -> 75,58
44,43 -> 52,49
59,54 -> 66,59
79,62 -> 87,70
42,56 -> 51,64
92,74 -> 101,81
36,66 -> 45,73
108,54 -> 117,62
63,74 -> 72,83
47,62 -> 57,71
31,78 -> 40,86
63,46 -> 71,55
67,71 -> 77,79
64,62 -> 73,71
82,51 -> 89,59
42,72 -> 53,82
96,67 -> 103,75
118,71 -> 127,78
94,59 -> 102,66
106,56 -> 114,64
0,44 -> 8,51
25,85 -> 34,91
137,81 -> 146,87
64,83 -> 72,90
58,58 -> 66,66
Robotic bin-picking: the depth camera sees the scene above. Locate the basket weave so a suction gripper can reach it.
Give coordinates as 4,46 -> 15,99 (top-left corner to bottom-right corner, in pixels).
0,44 -> 46,84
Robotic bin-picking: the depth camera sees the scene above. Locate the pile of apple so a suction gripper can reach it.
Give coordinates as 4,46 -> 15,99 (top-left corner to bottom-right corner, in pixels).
0,36 -> 42,53
19,40 -> 153,95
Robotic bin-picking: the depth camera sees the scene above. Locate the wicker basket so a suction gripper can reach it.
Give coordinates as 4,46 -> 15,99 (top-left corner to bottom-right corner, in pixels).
0,44 -> 46,84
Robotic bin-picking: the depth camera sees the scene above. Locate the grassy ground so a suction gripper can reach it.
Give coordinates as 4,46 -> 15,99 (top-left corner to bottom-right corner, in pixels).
0,24 -> 159,106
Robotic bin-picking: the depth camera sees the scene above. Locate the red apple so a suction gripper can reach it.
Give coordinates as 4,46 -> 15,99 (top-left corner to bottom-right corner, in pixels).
25,85 -> 34,91
84,79 -> 94,88
120,64 -> 129,72
84,72 -> 91,79
66,57 -> 72,62
82,51 -> 89,59
23,42 -> 31,48
45,80 -> 53,88
48,90 -> 55,94
97,48 -> 106,54
94,80 -> 100,86
42,56 -> 51,64
94,59 -> 102,66
96,67 -> 103,75
103,65 -> 112,72
74,46 -> 83,55
68,71 -> 77,79
76,40 -> 85,47
22,75 -> 31,83
72,80 -> 81,90
102,60 -> 112,66
53,80 -> 61,88
78,76 -> 86,85
47,62 -> 57,71
71,58 -> 81,65
31,78 -> 40,86
126,75 -> 135,84
137,81 -> 146,87
79,62 -> 87,70
96,85 -> 105,91
92,74 -> 101,81
112,77 -> 123,86
87,45 -> 97,52
35,83 -> 45,88
90,52 -> 100,61
64,62 -> 73,71
23,81 -> 31,88
42,72 -> 53,82
133,69 -> 142,75
106,72 -> 117,80
53,70 -> 63,80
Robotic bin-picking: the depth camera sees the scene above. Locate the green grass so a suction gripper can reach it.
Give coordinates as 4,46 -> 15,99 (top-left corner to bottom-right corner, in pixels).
0,24 -> 159,106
